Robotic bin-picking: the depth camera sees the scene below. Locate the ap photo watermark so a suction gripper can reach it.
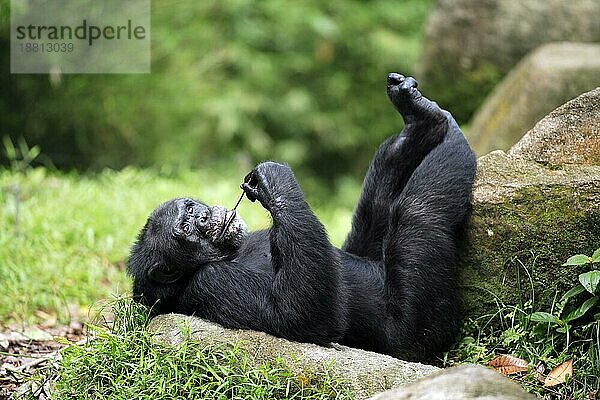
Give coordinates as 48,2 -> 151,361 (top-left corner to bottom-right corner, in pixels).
11,0 -> 150,74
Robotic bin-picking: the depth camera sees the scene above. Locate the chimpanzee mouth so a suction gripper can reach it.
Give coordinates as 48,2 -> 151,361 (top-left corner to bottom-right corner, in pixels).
218,209 -> 237,240
214,209 -> 247,247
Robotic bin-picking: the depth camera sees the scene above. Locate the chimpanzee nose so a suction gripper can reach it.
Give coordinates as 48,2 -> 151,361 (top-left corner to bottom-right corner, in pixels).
387,73 -> 405,85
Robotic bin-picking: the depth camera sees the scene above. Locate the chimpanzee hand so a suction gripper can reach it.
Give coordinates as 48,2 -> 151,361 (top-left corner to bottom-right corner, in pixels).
241,162 -> 298,212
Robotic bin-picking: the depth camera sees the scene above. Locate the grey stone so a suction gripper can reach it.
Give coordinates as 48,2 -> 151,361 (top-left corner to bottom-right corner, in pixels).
460,89 -> 600,317
469,43 -> 600,155
418,0 -> 600,121
148,314 -> 439,400
368,365 -> 534,400
509,87 -> 600,166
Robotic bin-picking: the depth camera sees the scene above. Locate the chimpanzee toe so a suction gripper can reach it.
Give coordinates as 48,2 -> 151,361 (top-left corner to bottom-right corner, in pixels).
387,72 -> 405,86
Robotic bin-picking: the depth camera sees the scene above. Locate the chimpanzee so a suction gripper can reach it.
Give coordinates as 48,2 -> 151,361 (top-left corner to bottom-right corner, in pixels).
127,74 -> 476,361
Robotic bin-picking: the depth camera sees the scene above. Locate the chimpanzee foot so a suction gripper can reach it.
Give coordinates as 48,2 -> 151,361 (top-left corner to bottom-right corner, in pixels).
386,73 -> 443,125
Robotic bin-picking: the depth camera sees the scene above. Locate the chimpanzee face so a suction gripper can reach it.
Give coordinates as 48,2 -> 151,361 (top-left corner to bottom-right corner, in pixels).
131,198 -> 247,284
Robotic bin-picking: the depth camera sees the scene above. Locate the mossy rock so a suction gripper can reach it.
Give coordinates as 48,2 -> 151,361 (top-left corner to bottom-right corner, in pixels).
459,150 -> 600,319
149,314 -> 439,400
468,43 -> 600,156
460,88 -> 600,318
418,0 -> 600,122
509,87 -> 600,166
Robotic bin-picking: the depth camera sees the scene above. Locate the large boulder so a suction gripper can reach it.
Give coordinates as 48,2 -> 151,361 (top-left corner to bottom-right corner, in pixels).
469,43 -> 600,155
417,0 -> 600,122
459,89 -> 600,318
149,314 -> 439,400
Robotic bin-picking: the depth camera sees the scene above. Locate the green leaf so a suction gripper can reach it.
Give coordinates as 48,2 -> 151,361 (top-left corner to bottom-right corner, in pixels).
592,248 -> 600,263
579,270 -> 600,294
560,285 -> 586,302
557,325 -> 570,333
562,254 -> 592,266
564,297 -> 599,323
530,312 -> 560,325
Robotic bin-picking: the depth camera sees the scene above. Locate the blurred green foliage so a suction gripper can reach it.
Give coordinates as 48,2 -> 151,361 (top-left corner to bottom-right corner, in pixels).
0,0 -> 432,180
423,61 -> 503,124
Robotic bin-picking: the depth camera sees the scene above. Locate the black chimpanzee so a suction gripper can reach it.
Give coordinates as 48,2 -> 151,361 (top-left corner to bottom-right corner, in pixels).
127,74 -> 477,361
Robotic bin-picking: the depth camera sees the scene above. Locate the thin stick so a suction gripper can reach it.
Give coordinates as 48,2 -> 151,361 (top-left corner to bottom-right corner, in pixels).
218,191 -> 246,240
231,191 -> 245,212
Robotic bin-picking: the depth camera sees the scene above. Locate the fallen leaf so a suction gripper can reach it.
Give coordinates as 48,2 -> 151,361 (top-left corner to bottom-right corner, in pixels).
544,359 -> 573,387
22,328 -> 53,341
487,354 -> 529,375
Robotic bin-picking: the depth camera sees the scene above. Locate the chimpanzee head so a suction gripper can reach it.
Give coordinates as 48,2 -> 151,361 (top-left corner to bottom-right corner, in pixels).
128,198 -> 247,285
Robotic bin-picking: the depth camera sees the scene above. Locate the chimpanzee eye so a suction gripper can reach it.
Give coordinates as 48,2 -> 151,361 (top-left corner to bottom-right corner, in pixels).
182,222 -> 192,233
186,205 -> 194,214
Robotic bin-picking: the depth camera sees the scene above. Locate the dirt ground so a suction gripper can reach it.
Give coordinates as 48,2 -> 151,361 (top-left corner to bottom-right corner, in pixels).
0,324 -> 84,398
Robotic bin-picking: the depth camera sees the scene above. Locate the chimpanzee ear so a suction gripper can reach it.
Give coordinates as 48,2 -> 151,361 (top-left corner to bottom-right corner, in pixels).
148,262 -> 184,284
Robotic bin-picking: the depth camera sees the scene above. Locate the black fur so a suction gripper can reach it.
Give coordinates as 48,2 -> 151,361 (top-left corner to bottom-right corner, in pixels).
128,74 -> 476,361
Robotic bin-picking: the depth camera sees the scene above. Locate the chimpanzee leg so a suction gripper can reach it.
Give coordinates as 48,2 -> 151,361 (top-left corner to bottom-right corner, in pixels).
343,74 -> 450,261
381,109 -> 476,360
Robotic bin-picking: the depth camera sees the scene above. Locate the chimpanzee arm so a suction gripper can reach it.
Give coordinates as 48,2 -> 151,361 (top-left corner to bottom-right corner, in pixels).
241,162 -> 346,343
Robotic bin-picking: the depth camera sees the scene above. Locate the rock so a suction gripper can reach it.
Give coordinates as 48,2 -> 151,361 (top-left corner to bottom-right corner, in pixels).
368,365 -> 534,400
418,0 -> 600,122
459,90 -> 600,317
148,314 -> 439,400
509,88 -> 600,165
469,43 -> 600,155
460,151 -> 600,315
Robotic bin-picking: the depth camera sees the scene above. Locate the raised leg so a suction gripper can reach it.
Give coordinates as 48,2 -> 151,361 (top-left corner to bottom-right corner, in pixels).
344,73 -> 476,358
343,74 -> 450,261
382,106 -> 476,360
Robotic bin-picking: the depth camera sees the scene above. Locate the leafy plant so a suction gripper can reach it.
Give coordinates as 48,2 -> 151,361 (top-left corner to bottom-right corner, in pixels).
2,136 -> 40,173
447,247 -> 600,399
530,248 -> 600,348
2,136 -> 42,238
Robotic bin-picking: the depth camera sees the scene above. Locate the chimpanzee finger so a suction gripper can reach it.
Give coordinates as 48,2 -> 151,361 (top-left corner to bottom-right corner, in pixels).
243,170 -> 259,187
241,183 -> 258,202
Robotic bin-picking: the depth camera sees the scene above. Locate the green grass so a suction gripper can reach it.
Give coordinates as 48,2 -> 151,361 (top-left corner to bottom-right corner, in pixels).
24,298 -> 352,399
0,166 -> 359,325
51,299 -> 353,399
1,165 -> 358,398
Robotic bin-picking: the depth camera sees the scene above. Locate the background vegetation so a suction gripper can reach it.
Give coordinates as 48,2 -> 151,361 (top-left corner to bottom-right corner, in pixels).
1,0 -> 432,181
